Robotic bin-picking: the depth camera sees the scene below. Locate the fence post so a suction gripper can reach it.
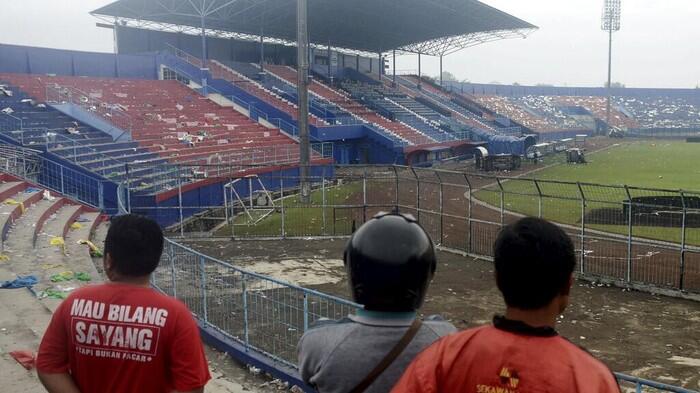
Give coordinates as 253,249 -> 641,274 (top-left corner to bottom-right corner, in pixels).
98,181 -> 104,210
411,167 -> 419,219
303,292 -> 309,332
60,165 -> 65,194
576,182 -> 586,275
280,175 -> 285,238
322,167 -> 327,235
533,179 -> 543,218
125,164 -> 131,213
362,168 -> 368,223
436,171 -> 444,246
199,256 -> 208,323
624,185 -> 633,283
178,166 -> 184,237
496,178 -> 505,227
392,166 -> 399,212
464,173 -> 472,254
170,245 -> 177,298
242,274 -> 250,351
679,191 -> 687,290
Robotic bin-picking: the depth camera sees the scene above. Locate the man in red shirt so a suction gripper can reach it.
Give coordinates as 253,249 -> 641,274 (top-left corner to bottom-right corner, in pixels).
392,217 -> 621,393
37,214 -> 211,393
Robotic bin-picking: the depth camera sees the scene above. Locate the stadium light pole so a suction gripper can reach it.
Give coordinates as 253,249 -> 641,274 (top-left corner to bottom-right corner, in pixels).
297,0 -> 311,203
602,0 -> 621,135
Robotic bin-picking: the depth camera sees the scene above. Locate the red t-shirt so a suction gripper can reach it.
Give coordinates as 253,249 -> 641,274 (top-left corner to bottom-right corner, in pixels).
37,283 -> 211,393
392,317 -> 621,393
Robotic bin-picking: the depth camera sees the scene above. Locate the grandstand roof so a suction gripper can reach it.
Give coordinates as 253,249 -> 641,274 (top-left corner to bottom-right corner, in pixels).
92,0 -> 536,56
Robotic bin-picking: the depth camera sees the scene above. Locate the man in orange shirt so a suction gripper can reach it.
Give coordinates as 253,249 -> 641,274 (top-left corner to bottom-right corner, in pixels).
392,217 -> 620,393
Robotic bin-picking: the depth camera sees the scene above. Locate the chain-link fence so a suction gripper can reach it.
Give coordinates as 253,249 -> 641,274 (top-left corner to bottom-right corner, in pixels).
151,164 -> 700,296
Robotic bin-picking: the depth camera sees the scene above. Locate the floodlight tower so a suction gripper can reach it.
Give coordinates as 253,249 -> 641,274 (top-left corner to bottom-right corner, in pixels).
601,0 -> 621,135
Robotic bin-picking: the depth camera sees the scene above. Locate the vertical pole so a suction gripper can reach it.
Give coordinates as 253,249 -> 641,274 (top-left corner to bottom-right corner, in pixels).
439,54 -> 443,87
200,14 -> 208,95
241,274 -> 249,351
297,0 -> 311,203
393,166 -> 399,211
322,168 -> 326,235
437,173 -> 444,246
411,168 -> 420,220
624,186 -> 633,282
577,183 -> 586,274
178,167 -> 184,237
223,182 -> 229,226
496,178 -> 505,227
259,33 -> 265,73
280,176 -> 285,237
392,50 -> 397,86
377,52 -> 382,79
169,245 -> 177,298
534,179 -> 543,218
605,18 -> 613,135
303,292 -> 309,331
465,174 -> 473,254
327,41 -> 332,78
362,171 -> 367,223
680,191 -> 687,290
199,256 -> 208,323
60,165 -> 65,194
417,53 -> 422,90
125,164 -> 131,213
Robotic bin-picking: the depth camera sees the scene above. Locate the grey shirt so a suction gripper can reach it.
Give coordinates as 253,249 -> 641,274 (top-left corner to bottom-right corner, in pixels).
297,312 -> 456,393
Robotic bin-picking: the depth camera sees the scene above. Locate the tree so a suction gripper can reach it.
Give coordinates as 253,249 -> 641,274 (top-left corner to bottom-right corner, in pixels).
436,71 -> 458,82
605,81 -> 625,88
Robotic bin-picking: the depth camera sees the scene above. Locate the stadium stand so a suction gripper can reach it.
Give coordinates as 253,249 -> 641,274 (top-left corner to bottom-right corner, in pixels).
208,60 -> 326,126
614,95 -> 700,129
555,95 -> 639,129
263,64 -> 438,145
1,73 -> 304,192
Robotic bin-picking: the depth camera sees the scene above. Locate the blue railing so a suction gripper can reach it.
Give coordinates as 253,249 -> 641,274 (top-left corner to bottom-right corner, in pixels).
152,238 -> 358,387
154,236 -> 697,393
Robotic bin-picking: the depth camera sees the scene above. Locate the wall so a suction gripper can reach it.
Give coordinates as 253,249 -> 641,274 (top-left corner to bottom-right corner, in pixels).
0,43 -> 158,79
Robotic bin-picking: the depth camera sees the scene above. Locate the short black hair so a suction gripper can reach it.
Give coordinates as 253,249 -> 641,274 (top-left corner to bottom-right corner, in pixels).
104,214 -> 164,277
493,217 -> 576,310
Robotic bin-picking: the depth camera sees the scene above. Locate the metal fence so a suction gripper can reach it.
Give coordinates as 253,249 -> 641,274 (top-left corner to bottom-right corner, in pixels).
152,238 -> 358,369
148,163 -> 700,392
0,142 -> 110,210
153,238 -> 697,392
161,164 -> 700,297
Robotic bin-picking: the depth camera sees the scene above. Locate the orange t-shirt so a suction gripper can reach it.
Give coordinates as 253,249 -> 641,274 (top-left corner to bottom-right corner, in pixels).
392,316 -> 620,393
37,283 -> 211,393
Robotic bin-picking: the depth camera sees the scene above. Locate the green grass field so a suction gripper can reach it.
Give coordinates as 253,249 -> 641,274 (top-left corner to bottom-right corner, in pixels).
215,182 -> 363,237
477,140 -> 700,245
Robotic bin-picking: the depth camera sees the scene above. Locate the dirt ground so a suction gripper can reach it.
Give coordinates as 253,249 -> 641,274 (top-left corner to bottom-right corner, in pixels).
185,238 -> 700,390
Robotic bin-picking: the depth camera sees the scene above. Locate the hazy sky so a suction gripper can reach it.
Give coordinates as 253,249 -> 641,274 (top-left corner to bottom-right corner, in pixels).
1,0 -> 699,88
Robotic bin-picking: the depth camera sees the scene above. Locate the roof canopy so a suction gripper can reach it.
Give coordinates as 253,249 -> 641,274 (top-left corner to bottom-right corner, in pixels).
92,0 -> 536,56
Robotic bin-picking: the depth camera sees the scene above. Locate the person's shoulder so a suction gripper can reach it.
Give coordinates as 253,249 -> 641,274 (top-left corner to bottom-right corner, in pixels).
299,318 -> 356,346
422,315 -> 458,336
558,337 -> 618,379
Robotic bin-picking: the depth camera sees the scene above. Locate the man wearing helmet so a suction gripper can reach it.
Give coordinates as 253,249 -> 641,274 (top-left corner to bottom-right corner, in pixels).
297,212 -> 456,393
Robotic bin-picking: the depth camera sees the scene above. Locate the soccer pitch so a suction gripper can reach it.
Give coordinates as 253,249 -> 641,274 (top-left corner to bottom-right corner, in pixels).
477,140 -> 700,244
527,141 -> 700,189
